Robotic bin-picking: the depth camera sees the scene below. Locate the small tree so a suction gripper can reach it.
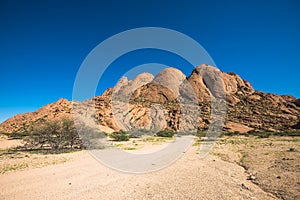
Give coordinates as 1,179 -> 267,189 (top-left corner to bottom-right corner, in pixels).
24,123 -> 50,150
61,118 -> 80,149
24,118 -> 82,152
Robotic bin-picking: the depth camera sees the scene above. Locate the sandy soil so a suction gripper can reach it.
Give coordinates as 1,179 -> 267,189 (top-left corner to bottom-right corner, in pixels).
0,140 -> 276,200
213,136 -> 300,200
0,135 -> 22,150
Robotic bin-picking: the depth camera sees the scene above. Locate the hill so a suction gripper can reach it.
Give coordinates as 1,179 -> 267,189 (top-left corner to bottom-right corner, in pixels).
0,64 -> 299,134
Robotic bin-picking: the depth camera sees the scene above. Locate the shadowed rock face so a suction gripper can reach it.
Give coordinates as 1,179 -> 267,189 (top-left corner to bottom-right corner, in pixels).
292,122 -> 300,129
187,65 -> 211,102
293,98 -> 300,107
1,65 -> 299,134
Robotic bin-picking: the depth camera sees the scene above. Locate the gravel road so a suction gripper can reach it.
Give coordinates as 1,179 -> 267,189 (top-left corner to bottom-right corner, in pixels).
0,146 -> 276,200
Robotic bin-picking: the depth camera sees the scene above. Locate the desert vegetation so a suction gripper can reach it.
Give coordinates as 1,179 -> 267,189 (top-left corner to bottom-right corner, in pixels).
1,121 -> 299,199
110,129 -> 175,141
1,118 -> 82,153
110,130 -> 130,141
24,118 -> 82,151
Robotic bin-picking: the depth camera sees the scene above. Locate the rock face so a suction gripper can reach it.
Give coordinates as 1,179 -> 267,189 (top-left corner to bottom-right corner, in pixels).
152,67 -> 186,98
0,65 -> 299,134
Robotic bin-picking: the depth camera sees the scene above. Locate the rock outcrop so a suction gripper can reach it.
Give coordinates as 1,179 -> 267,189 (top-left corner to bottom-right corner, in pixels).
0,65 -> 299,134
0,98 -> 72,133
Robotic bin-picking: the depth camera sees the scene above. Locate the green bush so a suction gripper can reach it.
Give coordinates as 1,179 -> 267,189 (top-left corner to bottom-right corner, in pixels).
156,130 -> 175,137
128,129 -> 154,138
176,131 -> 197,137
195,132 -> 206,138
110,130 -> 129,141
222,131 -> 241,137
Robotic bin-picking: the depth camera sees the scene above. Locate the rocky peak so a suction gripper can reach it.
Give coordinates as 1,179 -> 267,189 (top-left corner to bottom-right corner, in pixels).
113,72 -> 154,98
152,67 -> 186,98
132,72 -> 154,85
113,76 -> 128,93
187,65 -> 217,102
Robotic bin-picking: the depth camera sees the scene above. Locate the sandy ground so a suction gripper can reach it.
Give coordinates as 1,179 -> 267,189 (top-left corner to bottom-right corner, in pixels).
0,135 -> 22,150
0,143 -> 276,200
213,136 -> 300,200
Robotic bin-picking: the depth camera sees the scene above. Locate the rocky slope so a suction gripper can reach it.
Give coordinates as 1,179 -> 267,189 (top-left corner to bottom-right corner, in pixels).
0,64 -> 299,134
0,98 -> 72,133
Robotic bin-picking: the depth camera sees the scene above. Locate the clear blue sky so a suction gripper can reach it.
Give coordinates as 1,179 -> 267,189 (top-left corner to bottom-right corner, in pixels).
1,0 -> 300,123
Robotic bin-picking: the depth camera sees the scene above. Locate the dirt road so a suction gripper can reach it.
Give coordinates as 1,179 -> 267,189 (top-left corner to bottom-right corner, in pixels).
0,146 -> 276,200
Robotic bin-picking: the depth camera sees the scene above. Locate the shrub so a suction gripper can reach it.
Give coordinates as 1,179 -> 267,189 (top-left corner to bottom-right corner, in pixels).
287,148 -> 296,152
128,129 -> 154,138
195,132 -> 206,138
2,131 -> 30,139
177,131 -> 198,137
75,122 -> 106,149
110,130 -> 129,141
222,131 -> 241,137
246,130 -> 271,138
275,130 -> 300,137
156,130 -> 175,137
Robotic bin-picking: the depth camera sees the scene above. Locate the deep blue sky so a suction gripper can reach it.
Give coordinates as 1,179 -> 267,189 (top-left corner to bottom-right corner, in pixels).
1,0 -> 300,123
